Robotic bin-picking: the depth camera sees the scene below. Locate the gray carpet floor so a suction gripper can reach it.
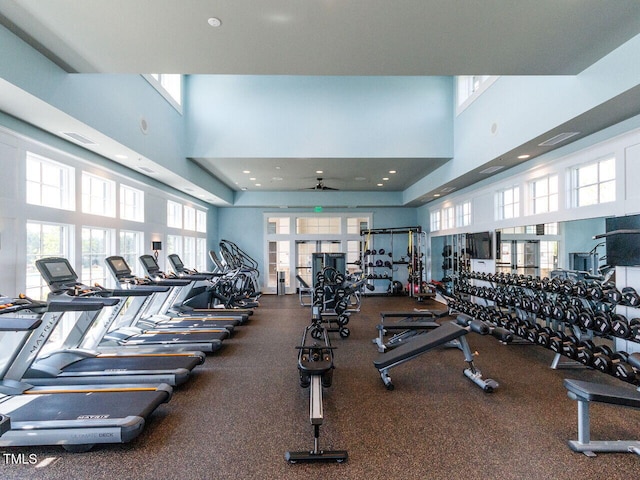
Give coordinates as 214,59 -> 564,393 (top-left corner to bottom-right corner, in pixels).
3,294 -> 640,479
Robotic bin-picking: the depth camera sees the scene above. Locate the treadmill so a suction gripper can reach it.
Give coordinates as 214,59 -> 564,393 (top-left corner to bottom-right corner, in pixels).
0,297 -> 172,452
35,257 -> 227,354
105,256 -> 244,329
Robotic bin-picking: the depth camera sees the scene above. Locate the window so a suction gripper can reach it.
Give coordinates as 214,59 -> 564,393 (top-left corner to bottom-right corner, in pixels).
430,211 -> 441,232
573,157 -> 615,207
119,230 -> 144,277
296,217 -> 341,234
196,210 -> 207,233
145,74 -> 182,112
81,227 -> 114,286
167,235 -> 183,258
442,207 -> 454,230
26,222 -> 71,300
268,241 -> 290,288
456,76 -> 499,112
539,241 -> 559,278
196,238 -> 208,271
183,206 -> 196,231
183,236 -> 196,268
347,217 -> 369,235
120,184 -> 144,222
26,152 -> 75,210
268,217 -> 290,235
530,175 -> 558,214
496,186 -> 520,220
456,201 -> 471,227
82,172 -> 116,217
167,200 -> 183,228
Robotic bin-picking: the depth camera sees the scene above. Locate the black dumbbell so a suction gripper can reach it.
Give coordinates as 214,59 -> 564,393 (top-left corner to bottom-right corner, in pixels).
622,287 -> 640,307
575,340 -> 597,365
611,313 -> 632,339
593,311 -> 612,335
578,310 -> 596,330
590,345 -> 616,373
606,287 -> 623,304
612,352 -> 636,384
536,327 -> 555,348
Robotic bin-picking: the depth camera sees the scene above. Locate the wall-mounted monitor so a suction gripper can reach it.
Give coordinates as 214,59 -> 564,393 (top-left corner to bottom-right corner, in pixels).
605,215 -> 640,267
466,231 -> 493,260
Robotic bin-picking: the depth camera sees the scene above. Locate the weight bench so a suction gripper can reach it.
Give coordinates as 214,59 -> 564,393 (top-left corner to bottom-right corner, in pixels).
296,275 -> 313,306
373,319 -> 498,392
564,378 -> 640,457
373,310 -> 448,352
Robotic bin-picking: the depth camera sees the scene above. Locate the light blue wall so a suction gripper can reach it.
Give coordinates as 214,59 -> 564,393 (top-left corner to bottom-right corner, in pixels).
186,75 -> 453,159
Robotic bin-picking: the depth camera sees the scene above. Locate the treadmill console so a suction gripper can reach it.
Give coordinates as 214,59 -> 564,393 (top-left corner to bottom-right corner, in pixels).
139,255 -> 162,276
35,257 -> 78,288
106,256 -> 133,278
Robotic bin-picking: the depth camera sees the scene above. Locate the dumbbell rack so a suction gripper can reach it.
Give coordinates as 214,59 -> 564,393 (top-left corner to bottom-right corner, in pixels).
311,267 -> 351,338
452,271 -> 640,387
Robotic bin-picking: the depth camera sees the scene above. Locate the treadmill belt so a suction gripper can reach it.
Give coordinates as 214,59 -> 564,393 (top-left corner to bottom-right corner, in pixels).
60,356 -> 201,372
6,390 -> 169,422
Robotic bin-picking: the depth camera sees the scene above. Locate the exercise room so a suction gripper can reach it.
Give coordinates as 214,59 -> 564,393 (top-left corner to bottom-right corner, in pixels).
1,2 -> 640,479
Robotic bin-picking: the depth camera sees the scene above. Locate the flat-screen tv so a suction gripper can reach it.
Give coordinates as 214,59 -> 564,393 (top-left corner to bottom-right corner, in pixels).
466,231 -> 493,260
605,215 -> 640,267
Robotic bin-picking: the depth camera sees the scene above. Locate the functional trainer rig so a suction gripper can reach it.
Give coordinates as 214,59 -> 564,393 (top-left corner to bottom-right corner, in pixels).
285,324 -> 347,464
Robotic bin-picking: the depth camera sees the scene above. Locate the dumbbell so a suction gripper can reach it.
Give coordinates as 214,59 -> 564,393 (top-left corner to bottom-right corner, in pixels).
549,331 -> 568,354
536,327 -> 555,348
606,287 -> 623,305
565,306 -> 580,325
575,340 -> 597,365
612,352 -> 637,384
622,287 -> 640,307
588,345 -> 613,371
525,323 -> 542,344
578,310 -> 596,330
574,281 -> 588,298
592,311 -> 612,335
610,313 -> 632,339
561,335 -> 580,359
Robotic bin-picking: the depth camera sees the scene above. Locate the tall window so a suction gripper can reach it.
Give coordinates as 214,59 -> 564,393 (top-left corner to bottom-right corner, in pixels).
539,241 -> 559,278
119,230 -> 144,277
26,222 -> 71,300
120,184 -> 144,222
196,210 -> 207,233
183,205 -> 196,231
26,152 -> 75,210
430,211 -> 441,232
530,175 -> 558,214
167,234 -> 183,258
573,156 -> 615,207
268,241 -> 290,287
296,217 -> 341,234
82,172 -> 116,217
167,200 -> 183,228
496,186 -> 520,220
442,207 -> 454,230
456,201 -> 471,227
196,238 -> 208,271
81,227 -> 114,286
183,236 -> 196,268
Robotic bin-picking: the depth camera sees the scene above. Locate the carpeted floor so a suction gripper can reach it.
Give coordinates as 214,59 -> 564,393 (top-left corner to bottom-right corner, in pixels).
3,294 -> 640,479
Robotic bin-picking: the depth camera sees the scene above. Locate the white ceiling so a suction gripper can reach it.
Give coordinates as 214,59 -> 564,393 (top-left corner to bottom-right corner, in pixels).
1,0 -> 640,203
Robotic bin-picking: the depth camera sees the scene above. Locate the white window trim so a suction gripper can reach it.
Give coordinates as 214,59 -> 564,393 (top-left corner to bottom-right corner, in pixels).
142,74 -> 183,114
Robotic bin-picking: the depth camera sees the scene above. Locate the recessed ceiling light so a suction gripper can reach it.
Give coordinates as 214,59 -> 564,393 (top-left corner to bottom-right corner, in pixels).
243,170 -> 251,174
377,183 -> 384,187
255,183 -> 261,187
316,170 -> 323,174
207,17 -> 222,27
389,170 -> 397,174
249,177 -> 256,181
382,177 -> 389,181
434,194 -> 441,197
517,154 -> 531,159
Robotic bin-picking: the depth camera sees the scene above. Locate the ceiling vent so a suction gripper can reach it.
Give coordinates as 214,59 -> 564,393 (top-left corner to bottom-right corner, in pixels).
138,166 -> 156,174
479,165 -> 504,174
440,187 -> 456,193
538,132 -> 580,146
61,131 -> 98,145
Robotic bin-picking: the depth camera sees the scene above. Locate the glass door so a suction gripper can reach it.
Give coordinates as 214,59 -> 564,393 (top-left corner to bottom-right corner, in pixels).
296,240 -> 341,288
497,240 -> 540,277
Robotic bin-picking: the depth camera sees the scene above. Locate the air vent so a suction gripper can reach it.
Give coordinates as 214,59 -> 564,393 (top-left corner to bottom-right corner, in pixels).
479,165 -> 504,174
440,187 -> 456,193
138,166 -> 156,174
61,132 -> 97,145
538,132 -> 580,146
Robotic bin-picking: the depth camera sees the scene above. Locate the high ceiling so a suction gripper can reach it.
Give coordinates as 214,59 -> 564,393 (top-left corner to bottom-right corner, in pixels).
1,0 -> 640,204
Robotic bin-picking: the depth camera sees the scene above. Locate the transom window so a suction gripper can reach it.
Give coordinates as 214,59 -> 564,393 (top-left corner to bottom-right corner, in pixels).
496,186 -> 520,220
26,152 -> 75,210
167,200 -> 183,228
430,211 -> 441,232
296,217 -> 341,235
530,175 -> 558,214
442,206 -> 454,230
144,74 -> 182,112
456,201 -> 471,227
196,210 -> 207,233
120,184 -> 144,222
183,206 -> 196,231
268,217 -> 290,235
573,156 -> 615,207
82,172 -> 116,217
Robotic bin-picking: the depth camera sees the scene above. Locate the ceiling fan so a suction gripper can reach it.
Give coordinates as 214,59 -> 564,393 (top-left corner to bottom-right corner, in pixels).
306,177 -> 339,191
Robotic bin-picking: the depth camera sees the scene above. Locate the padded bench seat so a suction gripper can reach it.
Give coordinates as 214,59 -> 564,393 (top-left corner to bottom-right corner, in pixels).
374,322 -> 465,370
564,378 -> 640,456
